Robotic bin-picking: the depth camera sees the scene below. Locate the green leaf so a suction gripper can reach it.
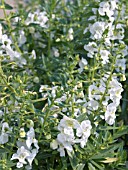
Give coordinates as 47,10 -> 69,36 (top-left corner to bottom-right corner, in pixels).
61,157 -> 68,170
6,160 -> 16,168
74,144 -> 85,154
67,150 -> 78,170
67,152 -> 85,170
77,113 -> 86,122
0,3 -> 13,10
98,126 -> 120,130
34,158 -> 38,166
88,163 -> 96,170
112,127 -> 128,140
90,143 -> 123,160
90,160 -> 104,170
117,168 -> 128,170
0,148 -> 8,153
0,18 -> 4,21
76,163 -> 85,170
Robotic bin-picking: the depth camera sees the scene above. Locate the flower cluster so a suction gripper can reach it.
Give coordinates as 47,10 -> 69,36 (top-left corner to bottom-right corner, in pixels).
0,25 -> 26,66
50,116 -> 92,156
25,10 -> 48,28
83,0 -> 127,125
11,125 -> 39,169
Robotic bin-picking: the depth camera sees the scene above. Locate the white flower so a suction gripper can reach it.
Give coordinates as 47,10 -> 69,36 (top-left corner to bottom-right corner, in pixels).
102,96 -> 110,106
83,27 -> 89,34
38,11 -> 49,27
50,105 -> 59,111
115,24 -> 125,40
26,127 -> 39,150
108,78 -> 123,106
78,57 -> 88,73
76,120 -> 92,148
84,42 -> 97,58
55,116 -> 80,156
99,79 -> 106,93
80,136 -> 88,148
0,110 -> 4,117
52,116 -> 92,156
88,16 -> 96,21
110,0 -> 118,10
107,23 -> 125,40
11,146 -> 30,168
18,30 -> 26,46
90,22 -> 107,40
67,28 -> 74,41
115,58 -> 126,74
14,16 -> 21,23
0,133 -> 9,144
1,37 -> 27,66
13,131 -> 39,169
57,133 -> 74,152
74,108 -> 81,117
98,1 -> 114,18
12,51 -> 26,66
105,103 -> 116,125
98,2 -> 110,16
57,123 -> 75,149
75,135 -> 88,148
27,149 -> 38,166
63,127 -> 74,137
88,100 -> 99,110
0,122 -> 11,144
25,11 -> 48,28
58,116 -> 79,131
51,86 -> 58,98
57,145 -> 65,157
62,107 -> 68,112
1,34 -> 12,47
100,49 -> 110,64
92,8 -> 98,14
31,50 -> 36,59
88,83 -> 101,100
52,14 -> 56,19
52,47 -> 60,57
68,28 -> 73,34
40,117 -> 44,125
76,120 -> 92,138
39,85 -> 49,92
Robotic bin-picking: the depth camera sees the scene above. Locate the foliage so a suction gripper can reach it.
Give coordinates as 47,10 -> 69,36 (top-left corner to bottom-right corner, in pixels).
0,0 -> 128,169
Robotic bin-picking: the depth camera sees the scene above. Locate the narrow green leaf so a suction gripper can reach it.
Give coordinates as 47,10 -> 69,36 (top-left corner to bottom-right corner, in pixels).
76,163 -> 85,170
90,143 -> 123,160
90,160 -> 104,170
112,128 -> 128,140
67,150 -> 78,170
34,158 -> 38,166
5,3 -> 13,10
88,163 -> 96,170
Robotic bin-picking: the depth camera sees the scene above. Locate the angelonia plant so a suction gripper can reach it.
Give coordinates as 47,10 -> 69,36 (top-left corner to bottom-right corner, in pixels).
0,0 -> 128,169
